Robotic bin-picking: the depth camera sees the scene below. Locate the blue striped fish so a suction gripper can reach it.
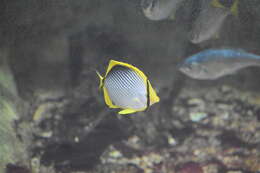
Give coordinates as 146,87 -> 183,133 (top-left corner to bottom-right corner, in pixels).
96,60 -> 160,115
178,49 -> 260,80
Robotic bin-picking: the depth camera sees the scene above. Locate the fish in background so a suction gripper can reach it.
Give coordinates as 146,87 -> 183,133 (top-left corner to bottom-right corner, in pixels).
141,0 -> 185,21
96,60 -> 160,115
178,48 -> 260,80
190,0 -> 239,44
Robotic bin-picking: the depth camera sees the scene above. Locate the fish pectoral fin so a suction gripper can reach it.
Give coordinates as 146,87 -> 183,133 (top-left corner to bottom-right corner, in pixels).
118,109 -> 137,115
133,97 -> 142,104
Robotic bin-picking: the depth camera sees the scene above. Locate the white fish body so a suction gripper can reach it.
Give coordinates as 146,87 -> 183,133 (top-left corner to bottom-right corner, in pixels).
104,66 -> 147,110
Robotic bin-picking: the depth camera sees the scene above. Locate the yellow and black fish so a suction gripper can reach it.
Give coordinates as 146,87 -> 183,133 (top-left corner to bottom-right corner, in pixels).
96,60 -> 160,115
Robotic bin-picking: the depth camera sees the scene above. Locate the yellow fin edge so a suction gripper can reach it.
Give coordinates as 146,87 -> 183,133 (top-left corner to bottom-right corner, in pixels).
211,0 -> 225,8
103,87 -> 118,108
95,70 -> 104,89
211,0 -> 239,17
118,109 -> 137,115
230,0 -> 239,17
96,69 -> 118,108
148,80 -> 160,104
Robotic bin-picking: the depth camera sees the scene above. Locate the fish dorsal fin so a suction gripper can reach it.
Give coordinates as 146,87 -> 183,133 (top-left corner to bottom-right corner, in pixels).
211,0 -> 225,9
103,87 -> 119,108
230,0 -> 239,17
95,70 -> 104,90
106,60 -> 147,82
118,109 -> 137,115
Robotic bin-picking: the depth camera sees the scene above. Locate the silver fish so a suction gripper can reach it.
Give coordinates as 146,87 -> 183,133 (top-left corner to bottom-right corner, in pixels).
141,0 -> 185,21
190,0 -> 238,44
178,49 -> 260,80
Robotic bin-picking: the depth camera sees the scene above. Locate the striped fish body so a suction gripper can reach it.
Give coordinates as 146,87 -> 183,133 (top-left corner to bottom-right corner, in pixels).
105,66 -> 147,110
96,60 -> 160,115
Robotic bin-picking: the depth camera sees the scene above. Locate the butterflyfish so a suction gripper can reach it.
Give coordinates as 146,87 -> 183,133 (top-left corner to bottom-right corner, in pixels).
96,60 -> 160,115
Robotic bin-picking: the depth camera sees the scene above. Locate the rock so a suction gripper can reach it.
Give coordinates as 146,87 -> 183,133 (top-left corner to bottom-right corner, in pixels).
189,112 -> 208,122
0,51 -> 28,172
177,162 -> 203,173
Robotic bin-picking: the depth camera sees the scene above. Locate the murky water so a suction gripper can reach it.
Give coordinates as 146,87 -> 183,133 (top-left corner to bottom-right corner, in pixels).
1,0 -> 260,172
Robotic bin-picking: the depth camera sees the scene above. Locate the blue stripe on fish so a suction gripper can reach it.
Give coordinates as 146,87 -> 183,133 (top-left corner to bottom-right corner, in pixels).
185,49 -> 260,64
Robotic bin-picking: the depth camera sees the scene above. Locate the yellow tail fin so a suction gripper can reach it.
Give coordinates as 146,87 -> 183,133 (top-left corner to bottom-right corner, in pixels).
211,0 -> 225,8
95,70 -> 104,89
230,0 -> 239,17
211,0 -> 239,17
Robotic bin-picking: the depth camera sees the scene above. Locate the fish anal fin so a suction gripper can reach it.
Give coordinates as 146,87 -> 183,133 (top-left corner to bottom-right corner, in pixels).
118,109 -> 137,115
147,80 -> 160,105
230,0 -> 239,17
211,0 -> 225,9
103,87 -> 118,108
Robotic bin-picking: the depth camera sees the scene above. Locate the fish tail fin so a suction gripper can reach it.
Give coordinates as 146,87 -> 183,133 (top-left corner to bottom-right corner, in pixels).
211,0 -> 225,8
147,80 -> 160,105
95,70 -> 104,90
230,0 -> 239,17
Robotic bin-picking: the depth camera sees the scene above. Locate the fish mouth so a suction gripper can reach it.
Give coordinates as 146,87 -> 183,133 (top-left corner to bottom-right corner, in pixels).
176,63 -> 187,73
177,62 -> 193,75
